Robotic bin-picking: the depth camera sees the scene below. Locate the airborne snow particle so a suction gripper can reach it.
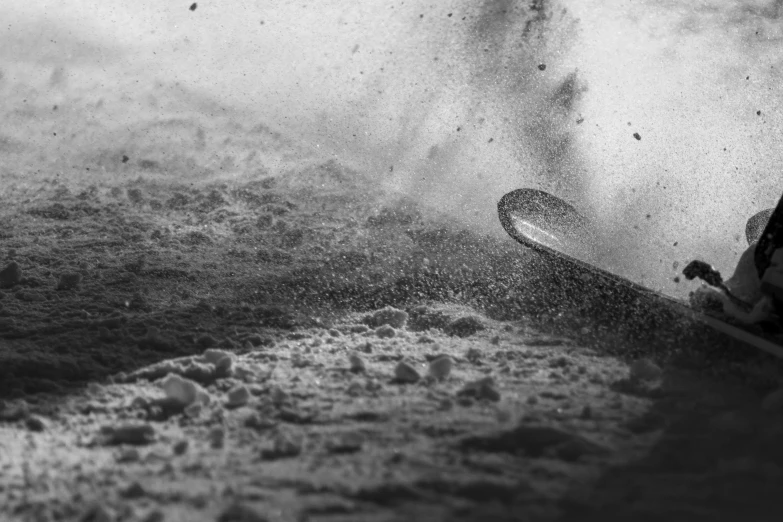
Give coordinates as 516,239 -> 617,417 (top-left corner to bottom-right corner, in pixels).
189,3 -> 197,11
757,110 -> 762,116
122,155 -> 129,163
633,132 -> 641,140
538,63 -> 546,70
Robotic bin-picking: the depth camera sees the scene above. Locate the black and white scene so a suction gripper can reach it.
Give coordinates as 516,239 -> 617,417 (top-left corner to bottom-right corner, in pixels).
3,1 -> 783,521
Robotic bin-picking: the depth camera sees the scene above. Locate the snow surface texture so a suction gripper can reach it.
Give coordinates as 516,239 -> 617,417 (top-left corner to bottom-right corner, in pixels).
2,2 -> 783,521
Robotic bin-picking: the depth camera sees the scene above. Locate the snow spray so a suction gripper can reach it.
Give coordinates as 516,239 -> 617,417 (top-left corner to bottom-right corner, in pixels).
7,0 -> 783,299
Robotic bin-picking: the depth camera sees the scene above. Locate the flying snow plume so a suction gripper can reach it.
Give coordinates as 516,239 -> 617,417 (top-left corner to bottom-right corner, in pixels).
263,0 -> 783,299
4,0 -> 783,298
563,0 -> 783,295
330,0 -> 783,298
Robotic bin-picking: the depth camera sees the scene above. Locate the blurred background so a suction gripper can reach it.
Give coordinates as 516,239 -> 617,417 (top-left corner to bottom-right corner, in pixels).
3,0 -> 783,299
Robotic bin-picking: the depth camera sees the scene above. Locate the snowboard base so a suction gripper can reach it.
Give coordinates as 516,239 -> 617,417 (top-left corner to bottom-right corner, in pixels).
498,188 -> 783,359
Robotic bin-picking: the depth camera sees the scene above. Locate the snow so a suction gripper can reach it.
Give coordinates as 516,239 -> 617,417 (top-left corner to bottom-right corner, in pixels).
159,374 -> 211,408
2,1 -> 783,520
428,354 -> 454,380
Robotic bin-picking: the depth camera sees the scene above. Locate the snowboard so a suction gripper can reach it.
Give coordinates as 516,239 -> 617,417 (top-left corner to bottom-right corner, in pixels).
497,188 -> 783,359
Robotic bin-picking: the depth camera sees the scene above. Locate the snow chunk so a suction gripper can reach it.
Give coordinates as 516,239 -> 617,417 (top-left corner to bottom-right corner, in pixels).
394,361 -> 420,383
25,415 -> 47,432
348,353 -> 366,373
364,306 -> 408,329
118,346 -> 236,384
204,348 -> 235,376
226,385 -> 251,408
375,324 -> 396,338
203,348 -> 233,365
428,355 -> 454,380
159,373 -> 211,407
446,316 -> 485,337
